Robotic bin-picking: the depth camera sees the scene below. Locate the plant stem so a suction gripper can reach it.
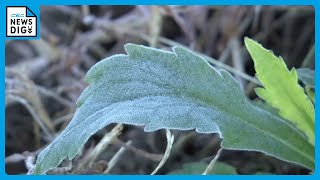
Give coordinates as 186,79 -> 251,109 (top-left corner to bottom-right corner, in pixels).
301,45 -> 314,68
151,129 -> 174,175
202,148 -> 223,175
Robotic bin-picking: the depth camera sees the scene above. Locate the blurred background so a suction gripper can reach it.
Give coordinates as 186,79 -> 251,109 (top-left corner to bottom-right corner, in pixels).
5,5 -> 314,175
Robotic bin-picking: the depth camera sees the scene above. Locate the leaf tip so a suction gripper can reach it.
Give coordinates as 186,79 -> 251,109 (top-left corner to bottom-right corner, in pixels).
244,37 -> 254,46
244,37 -> 260,53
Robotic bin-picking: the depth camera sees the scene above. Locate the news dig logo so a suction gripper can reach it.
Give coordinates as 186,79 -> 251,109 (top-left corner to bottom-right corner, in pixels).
6,6 -> 37,37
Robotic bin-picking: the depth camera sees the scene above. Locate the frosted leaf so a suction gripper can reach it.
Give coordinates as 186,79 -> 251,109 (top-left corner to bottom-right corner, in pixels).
34,44 -> 314,174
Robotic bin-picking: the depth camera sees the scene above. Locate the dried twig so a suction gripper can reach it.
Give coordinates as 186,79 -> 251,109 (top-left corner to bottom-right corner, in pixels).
6,95 -> 53,140
77,124 -> 123,171
53,113 -> 74,126
104,140 -> 132,174
301,45 -> 314,69
6,68 -> 55,135
230,37 -> 246,90
5,154 -> 25,164
113,138 -> 163,161
151,129 -> 174,175
5,149 -> 43,165
202,148 -> 223,175
149,6 -> 163,47
36,85 -> 75,109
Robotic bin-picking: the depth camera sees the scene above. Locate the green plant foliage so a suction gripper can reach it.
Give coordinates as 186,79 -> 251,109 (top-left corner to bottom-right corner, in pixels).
297,68 -> 314,88
245,38 -> 315,146
167,162 -> 237,175
34,43 -> 314,174
253,100 -> 280,118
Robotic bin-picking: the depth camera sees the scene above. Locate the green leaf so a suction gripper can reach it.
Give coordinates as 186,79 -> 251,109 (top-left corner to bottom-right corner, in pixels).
297,68 -> 314,88
253,100 -> 280,118
244,38 -> 315,146
34,44 -> 314,174
167,162 -> 237,175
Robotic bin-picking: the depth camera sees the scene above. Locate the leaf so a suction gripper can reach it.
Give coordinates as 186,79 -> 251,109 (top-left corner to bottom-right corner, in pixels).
244,38 -> 315,146
253,100 -> 280,118
297,68 -> 314,88
34,43 -> 314,174
167,162 -> 237,175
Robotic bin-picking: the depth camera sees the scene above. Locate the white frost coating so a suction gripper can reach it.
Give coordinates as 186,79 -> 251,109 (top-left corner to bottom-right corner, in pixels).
34,44 -> 314,174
